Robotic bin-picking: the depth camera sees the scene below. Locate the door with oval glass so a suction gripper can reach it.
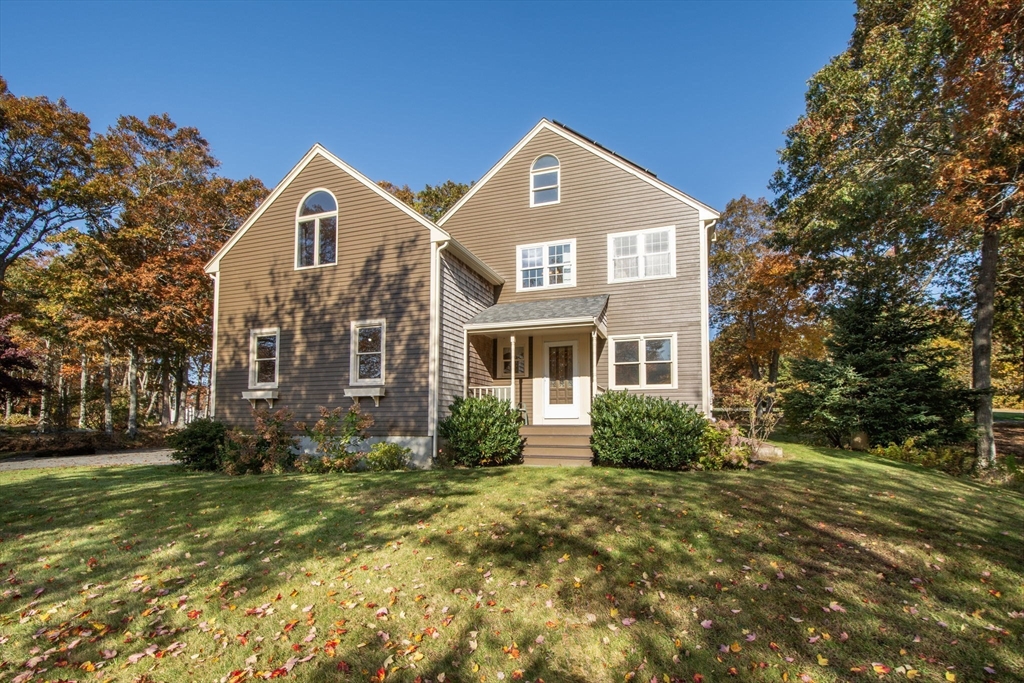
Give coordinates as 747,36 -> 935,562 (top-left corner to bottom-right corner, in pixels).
543,341 -> 579,419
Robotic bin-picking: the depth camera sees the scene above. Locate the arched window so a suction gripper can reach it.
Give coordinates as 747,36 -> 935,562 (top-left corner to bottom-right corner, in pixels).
530,155 -> 560,206
296,189 -> 338,268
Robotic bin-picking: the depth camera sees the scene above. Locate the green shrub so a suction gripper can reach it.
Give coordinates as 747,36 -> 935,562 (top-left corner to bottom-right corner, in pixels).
365,441 -> 411,471
167,418 -> 226,471
221,408 -> 297,475
438,396 -> 523,467
591,391 -> 709,470
295,452 -> 363,474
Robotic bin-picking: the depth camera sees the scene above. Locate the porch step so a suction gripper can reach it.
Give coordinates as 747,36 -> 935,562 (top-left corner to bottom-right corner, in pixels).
521,425 -> 593,467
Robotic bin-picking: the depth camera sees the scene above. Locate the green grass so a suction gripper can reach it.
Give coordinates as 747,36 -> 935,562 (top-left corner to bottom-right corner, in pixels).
1,445 -> 1022,683
994,411 -> 1023,422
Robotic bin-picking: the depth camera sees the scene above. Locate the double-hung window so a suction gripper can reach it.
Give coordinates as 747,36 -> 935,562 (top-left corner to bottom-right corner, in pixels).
351,319 -> 385,385
499,344 -> 527,378
517,239 -> 576,291
296,189 -> 338,269
609,333 -> 676,389
607,226 -> 675,283
249,328 -> 280,388
530,155 -> 560,206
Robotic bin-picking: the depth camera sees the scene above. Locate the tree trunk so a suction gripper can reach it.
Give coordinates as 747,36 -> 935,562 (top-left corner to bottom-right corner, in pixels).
38,339 -> 52,433
176,362 -> 188,427
144,387 -> 159,422
127,347 -> 139,438
160,357 -> 171,427
56,369 -> 66,428
78,348 -> 88,429
5,395 -> 11,420
973,224 -> 998,469
102,343 -> 113,435
194,361 -> 204,417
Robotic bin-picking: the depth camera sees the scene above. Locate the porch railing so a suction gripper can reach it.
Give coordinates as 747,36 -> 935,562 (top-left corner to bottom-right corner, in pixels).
468,385 -> 513,403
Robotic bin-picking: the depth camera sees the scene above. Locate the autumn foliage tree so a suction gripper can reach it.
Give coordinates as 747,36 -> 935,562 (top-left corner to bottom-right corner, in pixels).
378,179 -> 470,221
709,196 -> 820,410
771,0 -> 1022,468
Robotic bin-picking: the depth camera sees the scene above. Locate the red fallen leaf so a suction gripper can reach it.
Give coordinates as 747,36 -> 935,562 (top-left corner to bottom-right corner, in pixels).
727,667 -> 739,676
227,670 -> 248,683
596,564 -> 604,572
376,667 -> 387,681
694,675 -> 705,683
337,660 -> 351,672
269,666 -> 288,678
284,619 -> 299,632
187,610 -> 202,619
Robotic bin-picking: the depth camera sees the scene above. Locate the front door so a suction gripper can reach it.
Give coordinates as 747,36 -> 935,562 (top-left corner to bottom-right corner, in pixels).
543,341 -> 579,419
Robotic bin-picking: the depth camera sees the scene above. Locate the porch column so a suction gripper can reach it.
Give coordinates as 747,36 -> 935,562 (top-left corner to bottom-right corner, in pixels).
592,329 -> 598,399
510,334 -> 516,409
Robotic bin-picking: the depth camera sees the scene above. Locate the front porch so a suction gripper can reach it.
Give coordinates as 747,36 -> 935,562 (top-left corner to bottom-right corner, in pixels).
461,295 -> 609,465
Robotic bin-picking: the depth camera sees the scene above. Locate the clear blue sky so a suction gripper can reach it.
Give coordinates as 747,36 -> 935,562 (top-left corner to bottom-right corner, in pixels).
0,0 -> 855,212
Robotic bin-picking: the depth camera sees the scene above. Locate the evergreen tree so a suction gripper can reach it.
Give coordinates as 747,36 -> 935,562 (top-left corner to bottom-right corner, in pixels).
785,279 -> 972,448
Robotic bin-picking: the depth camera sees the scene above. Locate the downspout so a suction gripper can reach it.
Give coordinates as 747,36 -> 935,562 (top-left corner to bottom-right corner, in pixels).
430,240 -> 450,460
700,219 -> 717,415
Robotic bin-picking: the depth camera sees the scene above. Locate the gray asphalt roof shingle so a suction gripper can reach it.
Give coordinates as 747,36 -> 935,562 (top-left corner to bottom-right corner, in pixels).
467,295 -> 609,326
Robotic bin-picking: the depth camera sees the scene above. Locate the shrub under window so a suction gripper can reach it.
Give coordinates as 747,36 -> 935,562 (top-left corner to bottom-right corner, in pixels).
590,391 -> 709,470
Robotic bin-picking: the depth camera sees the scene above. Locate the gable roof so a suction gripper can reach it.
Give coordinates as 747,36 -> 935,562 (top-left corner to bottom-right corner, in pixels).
467,295 -> 609,328
436,119 -> 720,227
204,143 -> 450,275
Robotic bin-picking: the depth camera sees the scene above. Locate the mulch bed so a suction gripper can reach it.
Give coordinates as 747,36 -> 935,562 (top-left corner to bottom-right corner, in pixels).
0,428 -> 167,458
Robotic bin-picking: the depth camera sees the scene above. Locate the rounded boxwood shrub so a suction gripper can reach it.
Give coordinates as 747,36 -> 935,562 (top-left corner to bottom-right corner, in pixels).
365,441 -> 412,471
591,391 -> 709,470
167,418 -> 227,471
438,396 -> 524,467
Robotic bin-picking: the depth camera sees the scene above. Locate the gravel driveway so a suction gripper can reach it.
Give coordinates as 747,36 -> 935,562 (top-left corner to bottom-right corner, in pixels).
0,448 -> 175,472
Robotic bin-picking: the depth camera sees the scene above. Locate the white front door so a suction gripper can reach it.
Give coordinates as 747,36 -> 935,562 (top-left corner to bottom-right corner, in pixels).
543,341 -> 579,419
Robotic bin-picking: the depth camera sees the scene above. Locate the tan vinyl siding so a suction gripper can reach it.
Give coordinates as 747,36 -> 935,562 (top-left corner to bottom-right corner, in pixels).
439,253 -> 495,417
215,154 -> 433,435
443,128 -> 705,407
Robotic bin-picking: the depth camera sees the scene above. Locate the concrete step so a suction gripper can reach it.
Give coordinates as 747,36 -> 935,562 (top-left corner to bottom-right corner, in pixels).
520,425 -> 593,436
521,434 -> 592,448
522,444 -> 593,459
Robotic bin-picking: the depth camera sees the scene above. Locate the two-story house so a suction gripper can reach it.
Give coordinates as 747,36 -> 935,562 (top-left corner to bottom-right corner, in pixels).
204,120 -> 718,466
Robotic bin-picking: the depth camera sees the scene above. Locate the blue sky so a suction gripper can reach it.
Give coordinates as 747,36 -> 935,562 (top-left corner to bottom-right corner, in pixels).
0,1 -> 855,212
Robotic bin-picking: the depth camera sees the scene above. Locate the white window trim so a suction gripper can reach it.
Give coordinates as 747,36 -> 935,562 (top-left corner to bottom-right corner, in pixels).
606,225 -> 677,283
529,154 -> 560,207
608,332 -> 678,390
497,343 -> 528,379
249,327 -> 280,389
295,187 -> 339,270
350,318 -> 386,386
515,238 -> 577,292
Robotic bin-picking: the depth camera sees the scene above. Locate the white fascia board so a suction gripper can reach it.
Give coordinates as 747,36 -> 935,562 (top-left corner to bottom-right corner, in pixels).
464,317 -> 598,334
443,238 -> 504,285
437,120 -> 720,227
205,143 -> 450,274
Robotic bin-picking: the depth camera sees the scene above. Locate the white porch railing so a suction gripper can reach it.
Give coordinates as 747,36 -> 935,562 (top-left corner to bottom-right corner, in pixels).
468,386 -> 513,403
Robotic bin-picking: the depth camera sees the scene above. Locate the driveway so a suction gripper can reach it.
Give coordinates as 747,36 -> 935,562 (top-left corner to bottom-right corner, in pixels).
0,448 -> 175,472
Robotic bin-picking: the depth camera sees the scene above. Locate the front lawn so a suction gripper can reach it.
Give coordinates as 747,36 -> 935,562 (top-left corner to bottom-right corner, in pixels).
1,444 -> 1021,682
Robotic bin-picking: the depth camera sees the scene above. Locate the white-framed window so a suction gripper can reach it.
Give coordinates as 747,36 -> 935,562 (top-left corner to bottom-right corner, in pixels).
609,333 -> 676,389
607,226 -> 676,283
350,319 -> 385,385
530,154 -> 560,207
249,327 -> 280,389
296,188 -> 338,269
498,344 -> 527,378
516,239 -> 576,291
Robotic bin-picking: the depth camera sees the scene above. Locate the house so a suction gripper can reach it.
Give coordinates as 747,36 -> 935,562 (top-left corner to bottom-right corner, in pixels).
204,120 -> 719,466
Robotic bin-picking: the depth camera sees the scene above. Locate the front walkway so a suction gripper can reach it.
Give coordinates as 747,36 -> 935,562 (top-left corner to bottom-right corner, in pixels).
0,448 -> 175,472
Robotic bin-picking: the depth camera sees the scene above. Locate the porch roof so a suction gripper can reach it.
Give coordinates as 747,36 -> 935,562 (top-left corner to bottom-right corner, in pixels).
465,295 -> 609,336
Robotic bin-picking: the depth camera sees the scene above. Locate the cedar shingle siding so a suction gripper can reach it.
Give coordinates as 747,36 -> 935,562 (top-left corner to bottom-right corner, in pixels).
441,127 -> 706,407
438,253 -> 495,418
215,155 -> 433,435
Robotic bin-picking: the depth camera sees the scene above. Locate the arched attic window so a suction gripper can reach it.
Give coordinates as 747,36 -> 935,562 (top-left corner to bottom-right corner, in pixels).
296,189 -> 338,268
530,155 -> 560,206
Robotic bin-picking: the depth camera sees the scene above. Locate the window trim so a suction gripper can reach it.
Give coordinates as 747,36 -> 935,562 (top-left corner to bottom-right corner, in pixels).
608,332 -> 677,390
515,238 -> 577,292
248,327 -> 280,389
529,154 -> 560,207
350,318 -> 386,386
295,187 -> 339,270
606,225 -> 677,283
